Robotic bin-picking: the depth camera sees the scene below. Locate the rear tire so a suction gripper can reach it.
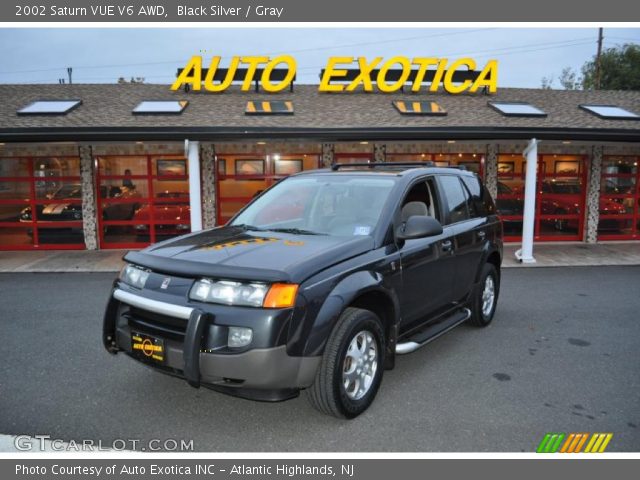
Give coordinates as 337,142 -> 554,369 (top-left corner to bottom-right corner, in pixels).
306,307 -> 385,419
469,263 -> 499,327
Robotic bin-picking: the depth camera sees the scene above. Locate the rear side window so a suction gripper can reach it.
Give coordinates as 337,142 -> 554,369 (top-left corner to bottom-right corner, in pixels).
438,176 -> 470,224
461,175 -> 488,217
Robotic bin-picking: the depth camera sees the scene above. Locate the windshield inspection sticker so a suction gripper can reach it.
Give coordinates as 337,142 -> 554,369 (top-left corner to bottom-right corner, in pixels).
354,225 -> 371,236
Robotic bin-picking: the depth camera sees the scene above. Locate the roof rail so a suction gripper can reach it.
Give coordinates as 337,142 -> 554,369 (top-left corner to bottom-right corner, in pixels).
330,161 -> 435,171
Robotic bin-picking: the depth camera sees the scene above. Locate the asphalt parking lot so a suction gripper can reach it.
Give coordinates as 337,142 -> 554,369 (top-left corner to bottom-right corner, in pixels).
0,267 -> 638,452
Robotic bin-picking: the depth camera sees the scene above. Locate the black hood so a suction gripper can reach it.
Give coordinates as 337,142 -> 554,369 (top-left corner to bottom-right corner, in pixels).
124,225 -> 374,284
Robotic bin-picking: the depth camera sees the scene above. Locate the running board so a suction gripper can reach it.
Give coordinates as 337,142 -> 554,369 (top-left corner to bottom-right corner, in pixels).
395,308 -> 471,355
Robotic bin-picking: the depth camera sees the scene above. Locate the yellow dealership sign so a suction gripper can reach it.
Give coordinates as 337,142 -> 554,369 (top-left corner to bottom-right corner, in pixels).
171,56 -> 498,94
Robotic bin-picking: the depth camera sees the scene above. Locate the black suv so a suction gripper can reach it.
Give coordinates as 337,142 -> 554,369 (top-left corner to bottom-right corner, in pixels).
103,163 -> 502,418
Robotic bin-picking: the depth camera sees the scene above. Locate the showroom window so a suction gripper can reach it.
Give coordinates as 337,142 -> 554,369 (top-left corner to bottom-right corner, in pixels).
216,151 -> 320,224
598,156 -> 639,240
96,154 -> 190,248
333,152 -> 374,166
0,156 -> 84,250
495,154 -> 587,241
386,153 -> 484,177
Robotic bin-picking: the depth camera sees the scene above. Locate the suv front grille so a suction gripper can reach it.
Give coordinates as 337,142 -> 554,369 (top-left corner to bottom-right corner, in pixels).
125,306 -> 188,341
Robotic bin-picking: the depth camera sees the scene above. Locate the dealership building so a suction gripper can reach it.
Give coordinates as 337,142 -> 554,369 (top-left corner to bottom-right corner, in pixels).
0,82 -> 639,250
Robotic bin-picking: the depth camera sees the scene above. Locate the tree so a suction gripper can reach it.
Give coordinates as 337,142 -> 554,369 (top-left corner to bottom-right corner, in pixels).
582,43 -> 640,90
539,67 -> 581,90
540,76 -> 554,90
558,67 -> 582,90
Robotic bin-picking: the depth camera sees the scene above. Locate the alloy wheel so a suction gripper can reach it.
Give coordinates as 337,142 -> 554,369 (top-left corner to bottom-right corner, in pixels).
342,330 -> 378,401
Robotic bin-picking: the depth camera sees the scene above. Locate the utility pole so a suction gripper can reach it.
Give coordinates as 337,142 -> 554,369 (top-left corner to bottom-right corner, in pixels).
595,28 -> 604,90
67,67 -> 73,85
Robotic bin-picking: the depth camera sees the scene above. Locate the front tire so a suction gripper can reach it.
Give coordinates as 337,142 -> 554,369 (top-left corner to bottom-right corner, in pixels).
469,263 -> 499,327
306,307 -> 385,419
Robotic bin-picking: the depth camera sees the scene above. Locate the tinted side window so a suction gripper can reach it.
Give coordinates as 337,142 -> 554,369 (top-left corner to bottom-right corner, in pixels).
461,176 -> 486,217
439,176 -> 469,224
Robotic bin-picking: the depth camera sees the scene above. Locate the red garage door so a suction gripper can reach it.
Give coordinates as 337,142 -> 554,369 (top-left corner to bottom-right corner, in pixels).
598,156 -> 639,240
0,156 -> 85,250
96,155 -> 190,249
496,154 -> 587,242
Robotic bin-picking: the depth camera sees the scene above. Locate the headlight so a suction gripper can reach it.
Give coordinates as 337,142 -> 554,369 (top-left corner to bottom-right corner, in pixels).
189,279 -> 298,308
119,264 -> 150,289
190,279 -> 268,307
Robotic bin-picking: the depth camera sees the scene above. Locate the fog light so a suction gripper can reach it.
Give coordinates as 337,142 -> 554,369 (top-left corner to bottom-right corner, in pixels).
228,327 -> 252,348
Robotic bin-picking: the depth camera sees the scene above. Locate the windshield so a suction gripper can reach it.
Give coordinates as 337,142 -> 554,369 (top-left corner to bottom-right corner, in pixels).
52,185 -> 82,199
230,175 -> 397,236
546,182 -> 580,194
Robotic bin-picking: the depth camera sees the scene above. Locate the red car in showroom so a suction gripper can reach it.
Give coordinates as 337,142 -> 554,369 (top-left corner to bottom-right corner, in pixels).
133,191 -> 191,238
539,180 -> 627,231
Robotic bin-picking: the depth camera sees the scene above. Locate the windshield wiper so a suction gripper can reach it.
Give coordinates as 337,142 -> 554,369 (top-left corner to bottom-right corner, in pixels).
233,224 -> 326,235
265,227 -> 326,236
232,224 -> 266,231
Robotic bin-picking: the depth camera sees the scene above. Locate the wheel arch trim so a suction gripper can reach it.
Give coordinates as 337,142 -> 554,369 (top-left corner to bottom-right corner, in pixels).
299,270 -> 400,358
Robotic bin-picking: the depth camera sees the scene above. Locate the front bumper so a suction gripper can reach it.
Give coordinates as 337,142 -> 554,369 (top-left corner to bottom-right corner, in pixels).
103,286 -> 320,401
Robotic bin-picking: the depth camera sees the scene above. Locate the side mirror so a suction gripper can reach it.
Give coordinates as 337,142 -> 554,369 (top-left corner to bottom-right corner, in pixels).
396,216 -> 443,240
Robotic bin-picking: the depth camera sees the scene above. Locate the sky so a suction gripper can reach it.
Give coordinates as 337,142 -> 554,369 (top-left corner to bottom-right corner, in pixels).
0,27 -> 639,88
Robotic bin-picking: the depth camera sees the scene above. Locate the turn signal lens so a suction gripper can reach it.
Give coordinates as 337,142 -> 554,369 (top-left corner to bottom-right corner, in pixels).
263,284 -> 298,308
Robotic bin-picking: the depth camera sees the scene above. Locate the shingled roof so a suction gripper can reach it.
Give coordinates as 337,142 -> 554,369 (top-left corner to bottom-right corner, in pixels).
0,83 -> 639,142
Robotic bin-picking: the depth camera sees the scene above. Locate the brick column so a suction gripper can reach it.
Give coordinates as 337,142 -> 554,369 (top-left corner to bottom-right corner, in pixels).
373,143 -> 386,162
201,143 -> 216,229
78,145 -> 98,250
585,145 -> 603,244
485,143 -> 498,200
321,143 -> 334,167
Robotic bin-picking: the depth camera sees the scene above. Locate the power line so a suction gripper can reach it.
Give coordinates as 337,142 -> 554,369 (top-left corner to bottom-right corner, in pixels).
292,37 -> 597,72
606,36 -> 640,42
0,28 -> 496,76
4,36 -> 599,84
256,28 -> 497,55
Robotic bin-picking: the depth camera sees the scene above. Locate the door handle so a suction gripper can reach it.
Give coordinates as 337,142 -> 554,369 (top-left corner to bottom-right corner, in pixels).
441,240 -> 453,252
477,230 -> 486,239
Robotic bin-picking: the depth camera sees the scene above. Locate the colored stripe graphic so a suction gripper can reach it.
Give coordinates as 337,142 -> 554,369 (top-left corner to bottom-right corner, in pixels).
561,433 -> 589,452
584,433 -> 613,453
538,433 -> 613,453
537,433 -> 565,453
574,433 -> 589,453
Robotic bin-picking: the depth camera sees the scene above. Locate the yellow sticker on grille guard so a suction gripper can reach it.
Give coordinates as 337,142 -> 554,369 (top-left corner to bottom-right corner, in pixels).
131,332 -> 165,363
